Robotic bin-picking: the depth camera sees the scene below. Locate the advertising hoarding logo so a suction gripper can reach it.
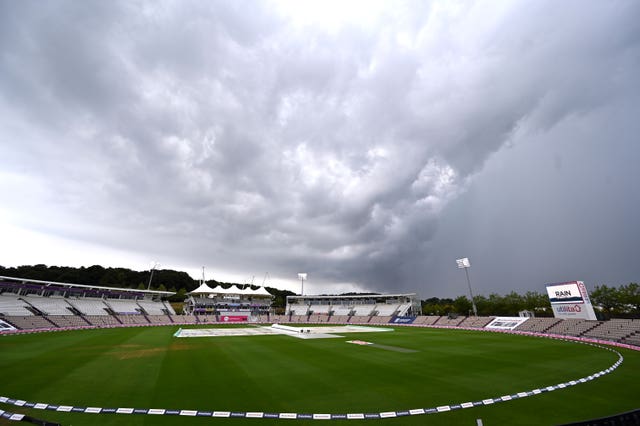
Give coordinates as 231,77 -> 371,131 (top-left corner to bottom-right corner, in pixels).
546,281 -> 597,320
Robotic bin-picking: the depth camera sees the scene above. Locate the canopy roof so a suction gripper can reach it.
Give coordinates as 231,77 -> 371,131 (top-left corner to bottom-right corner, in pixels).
189,284 -> 272,297
190,282 -> 217,294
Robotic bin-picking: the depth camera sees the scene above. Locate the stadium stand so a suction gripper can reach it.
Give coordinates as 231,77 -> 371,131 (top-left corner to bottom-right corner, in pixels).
69,298 -> 110,315
2,315 -> 55,330
583,318 -> 640,343
413,315 -> 440,325
331,306 -> 353,316
374,304 -> 399,316
307,314 -> 329,323
368,315 -> 392,324
544,318 -> 601,337
328,315 -> 350,323
269,314 -> 288,323
514,317 -> 563,333
458,316 -> 495,328
434,316 -> 466,326
22,295 -> 74,315
48,315 -> 91,328
84,315 -> 121,327
352,305 -> 376,316
291,315 -> 308,323
117,314 -> 149,325
107,299 -> 143,315
292,306 -> 308,315
137,299 -> 167,315
172,315 -> 198,324
0,294 -> 33,316
396,303 -> 412,317
146,315 -> 174,325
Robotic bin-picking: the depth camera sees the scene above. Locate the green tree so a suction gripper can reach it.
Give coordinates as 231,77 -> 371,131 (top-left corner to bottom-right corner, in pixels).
619,283 -> 640,314
591,285 -> 622,318
453,295 -> 472,315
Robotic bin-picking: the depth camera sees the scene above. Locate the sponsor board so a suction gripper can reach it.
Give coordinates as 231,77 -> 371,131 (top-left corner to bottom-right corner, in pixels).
220,316 -> 247,322
346,340 -> 373,345
389,316 -> 416,324
486,317 -> 530,330
546,281 -> 597,320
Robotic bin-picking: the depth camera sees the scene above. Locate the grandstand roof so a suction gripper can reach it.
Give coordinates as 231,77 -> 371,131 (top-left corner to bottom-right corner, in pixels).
188,284 -> 273,297
249,286 -> 272,296
0,275 -> 175,296
190,282 -> 217,294
288,293 -> 416,300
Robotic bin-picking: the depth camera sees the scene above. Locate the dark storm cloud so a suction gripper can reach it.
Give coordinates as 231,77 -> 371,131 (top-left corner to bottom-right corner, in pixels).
1,0 -> 638,295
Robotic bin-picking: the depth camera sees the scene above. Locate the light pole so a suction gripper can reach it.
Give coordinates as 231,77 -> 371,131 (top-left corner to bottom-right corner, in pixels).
297,273 -> 307,296
456,258 -> 478,317
147,261 -> 160,290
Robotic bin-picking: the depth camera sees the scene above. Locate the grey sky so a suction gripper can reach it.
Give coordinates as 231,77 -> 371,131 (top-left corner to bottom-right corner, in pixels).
1,0 -> 638,297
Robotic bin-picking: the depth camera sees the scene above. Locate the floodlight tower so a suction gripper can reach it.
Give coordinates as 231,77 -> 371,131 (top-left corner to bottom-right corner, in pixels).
147,261 -> 160,290
297,273 -> 307,296
456,257 -> 478,317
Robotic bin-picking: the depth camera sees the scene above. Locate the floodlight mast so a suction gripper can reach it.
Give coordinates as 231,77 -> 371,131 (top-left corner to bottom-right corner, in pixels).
147,262 -> 160,290
297,273 -> 307,296
456,258 -> 478,317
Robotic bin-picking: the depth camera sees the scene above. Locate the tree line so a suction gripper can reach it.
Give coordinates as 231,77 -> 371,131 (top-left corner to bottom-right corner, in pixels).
0,264 -> 296,306
424,283 -> 639,319
1,265 -> 637,317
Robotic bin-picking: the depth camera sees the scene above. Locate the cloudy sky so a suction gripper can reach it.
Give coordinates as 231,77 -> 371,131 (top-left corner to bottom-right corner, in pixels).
1,0 -> 638,297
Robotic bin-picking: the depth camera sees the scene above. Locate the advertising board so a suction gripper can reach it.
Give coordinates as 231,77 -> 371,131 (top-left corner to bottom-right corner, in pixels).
546,281 -> 597,320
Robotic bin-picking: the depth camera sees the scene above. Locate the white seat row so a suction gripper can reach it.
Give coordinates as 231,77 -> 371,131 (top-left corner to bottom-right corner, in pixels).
375,304 -> 399,316
106,299 -> 141,314
22,296 -> 71,315
0,294 -> 32,316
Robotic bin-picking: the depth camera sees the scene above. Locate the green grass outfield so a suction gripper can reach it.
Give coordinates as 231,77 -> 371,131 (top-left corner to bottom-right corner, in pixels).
1,325 -> 639,425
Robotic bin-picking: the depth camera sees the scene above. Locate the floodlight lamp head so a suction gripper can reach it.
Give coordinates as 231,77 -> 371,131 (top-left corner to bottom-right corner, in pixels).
456,258 -> 470,268
298,273 -> 307,280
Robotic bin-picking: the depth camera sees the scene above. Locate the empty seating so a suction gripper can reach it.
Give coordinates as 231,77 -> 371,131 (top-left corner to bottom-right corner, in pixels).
368,315 -> 392,324
290,315 -> 308,323
375,304 -> 400,316
23,296 -> 72,315
514,317 -> 562,333
291,305 -> 308,315
162,301 -> 177,315
136,300 -> 166,315
48,315 -> 90,328
435,316 -> 466,326
116,315 -> 149,325
2,316 -> 54,330
458,316 -> 494,328
308,304 -> 330,315
331,306 -> 352,316
328,315 -> 349,323
307,314 -> 328,323
395,303 -> 412,316
583,319 -> 640,343
85,315 -> 120,327
69,299 -> 110,315
413,316 -> 441,325
107,299 -> 142,314
544,319 -> 600,337
146,315 -> 173,325
171,315 -> 198,324
0,294 -> 32,316
352,305 -> 375,316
